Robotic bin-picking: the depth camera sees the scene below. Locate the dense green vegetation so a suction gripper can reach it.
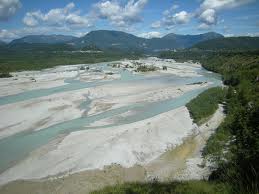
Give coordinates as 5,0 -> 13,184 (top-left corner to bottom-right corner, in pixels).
91,181 -> 231,194
0,46 -> 141,74
160,50 -> 259,193
81,44 -> 102,51
191,37 -> 259,51
160,50 -> 259,85
186,87 -> 226,125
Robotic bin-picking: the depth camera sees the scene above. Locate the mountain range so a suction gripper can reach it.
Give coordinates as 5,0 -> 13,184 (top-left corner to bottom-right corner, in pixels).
4,30 -> 224,52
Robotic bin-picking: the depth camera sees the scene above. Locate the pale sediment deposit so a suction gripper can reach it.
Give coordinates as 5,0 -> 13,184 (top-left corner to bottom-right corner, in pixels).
0,106 -> 225,194
0,106 -> 196,184
0,58 -> 222,193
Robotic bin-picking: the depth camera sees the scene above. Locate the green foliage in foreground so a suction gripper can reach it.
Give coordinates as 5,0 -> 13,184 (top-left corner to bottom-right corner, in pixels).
203,115 -> 232,158
91,181 -> 231,194
186,87 -> 226,125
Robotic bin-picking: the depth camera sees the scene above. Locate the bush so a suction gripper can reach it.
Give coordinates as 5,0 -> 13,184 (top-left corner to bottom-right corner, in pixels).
136,65 -> 157,72
0,72 -> 12,78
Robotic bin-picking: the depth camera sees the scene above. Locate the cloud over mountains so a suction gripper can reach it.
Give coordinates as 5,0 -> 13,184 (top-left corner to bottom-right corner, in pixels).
0,0 -> 21,21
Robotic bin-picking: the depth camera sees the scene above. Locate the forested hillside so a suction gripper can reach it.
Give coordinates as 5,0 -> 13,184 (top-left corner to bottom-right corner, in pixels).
160,50 -> 259,193
191,37 -> 259,51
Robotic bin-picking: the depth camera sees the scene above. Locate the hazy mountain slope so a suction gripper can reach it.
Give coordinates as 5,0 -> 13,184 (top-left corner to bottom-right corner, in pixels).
10,35 -> 77,45
6,43 -> 75,52
72,30 -> 147,51
155,32 -> 224,49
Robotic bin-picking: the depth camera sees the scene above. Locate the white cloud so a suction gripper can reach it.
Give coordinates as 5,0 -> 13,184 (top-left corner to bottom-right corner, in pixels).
0,29 -> 19,42
224,33 -> 235,37
199,9 -> 217,25
23,3 -> 91,28
197,23 -> 211,30
151,21 -> 161,29
23,11 -> 41,27
152,10 -> 191,29
0,25 -> 79,42
172,4 -> 179,10
201,0 -> 254,11
153,0 -> 255,31
94,0 -> 148,27
246,32 -> 259,37
173,11 -> 190,24
138,31 -> 162,39
0,0 -> 21,21
197,0 -> 254,30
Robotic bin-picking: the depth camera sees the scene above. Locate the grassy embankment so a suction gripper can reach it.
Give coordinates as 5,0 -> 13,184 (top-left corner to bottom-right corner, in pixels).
91,181 -> 231,194
186,87 -> 226,125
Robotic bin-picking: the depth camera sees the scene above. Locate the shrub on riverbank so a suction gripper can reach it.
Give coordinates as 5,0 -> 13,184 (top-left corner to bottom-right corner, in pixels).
0,72 -> 12,78
186,87 -> 226,125
136,65 -> 157,72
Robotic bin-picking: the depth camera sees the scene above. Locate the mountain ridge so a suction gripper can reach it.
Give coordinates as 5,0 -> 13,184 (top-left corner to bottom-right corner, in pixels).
70,30 -> 224,52
6,30 -> 224,52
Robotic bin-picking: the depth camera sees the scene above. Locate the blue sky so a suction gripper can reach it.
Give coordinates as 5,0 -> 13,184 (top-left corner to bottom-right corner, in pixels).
0,0 -> 259,41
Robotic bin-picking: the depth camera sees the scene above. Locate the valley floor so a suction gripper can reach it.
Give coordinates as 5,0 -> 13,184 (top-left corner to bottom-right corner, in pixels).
0,58 -> 222,193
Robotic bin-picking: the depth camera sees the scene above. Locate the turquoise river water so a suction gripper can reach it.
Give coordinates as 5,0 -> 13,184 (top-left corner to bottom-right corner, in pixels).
0,63 -> 222,173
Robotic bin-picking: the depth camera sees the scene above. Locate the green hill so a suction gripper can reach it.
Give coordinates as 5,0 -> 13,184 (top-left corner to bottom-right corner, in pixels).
191,37 -> 259,51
